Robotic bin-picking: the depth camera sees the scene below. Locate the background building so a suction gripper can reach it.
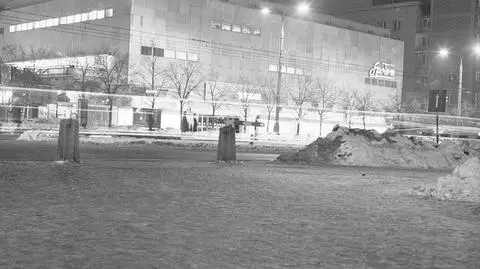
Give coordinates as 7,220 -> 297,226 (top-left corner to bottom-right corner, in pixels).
0,0 -> 404,135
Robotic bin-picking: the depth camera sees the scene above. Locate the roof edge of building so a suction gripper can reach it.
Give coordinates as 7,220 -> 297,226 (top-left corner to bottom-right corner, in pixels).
327,1 -> 422,15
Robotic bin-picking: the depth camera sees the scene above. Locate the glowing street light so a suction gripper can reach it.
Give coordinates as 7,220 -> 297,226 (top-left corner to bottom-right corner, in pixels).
474,44 -> 480,56
260,3 -> 310,134
438,48 -> 450,58
297,3 -> 311,14
261,7 -> 271,15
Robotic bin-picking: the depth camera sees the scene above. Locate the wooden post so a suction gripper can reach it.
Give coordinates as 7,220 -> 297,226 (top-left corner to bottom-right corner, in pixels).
217,125 -> 236,162
57,119 -> 80,162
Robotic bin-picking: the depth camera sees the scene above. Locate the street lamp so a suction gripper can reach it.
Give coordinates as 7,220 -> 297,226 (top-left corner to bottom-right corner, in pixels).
438,47 -> 466,117
262,2 -> 310,134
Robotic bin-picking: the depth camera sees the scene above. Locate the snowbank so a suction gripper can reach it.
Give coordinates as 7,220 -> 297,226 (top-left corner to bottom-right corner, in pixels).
436,157 -> 480,202
17,130 -> 57,141
414,157 -> 480,203
277,125 -> 478,169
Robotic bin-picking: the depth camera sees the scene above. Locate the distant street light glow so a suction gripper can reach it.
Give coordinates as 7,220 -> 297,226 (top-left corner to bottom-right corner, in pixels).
474,44 -> 480,55
297,3 -> 310,14
261,7 -> 271,15
438,48 -> 449,57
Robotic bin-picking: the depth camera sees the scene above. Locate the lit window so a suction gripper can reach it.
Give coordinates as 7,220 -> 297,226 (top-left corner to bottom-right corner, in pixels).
187,53 -> 198,62
296,68 -> 304,75
39,20 -> 46,28
232,24 -> 241,32
67,15 -> 75,24
60,17 -> 67,24
253,28 -> 261,36
74,14 -> 82,23
81,13 -> 89,22
9,25 -> 16,32
176,51 -> 187,60
140,46 -> 152,56
210,20 -> 221,29
221,22 -> 231,31
393,20 -> 401,30
15,25 -> 22,31
106,8 -> 114,18
165,49 -> 175,58
21,24 -> 28,31
46,19 -> 53,27
26,22 -> 34,30
97,10 -> 105,20
281,66 -> 287,73
269,64 -> 277,72
242,25 -> 251,34
89,11 -> 97,20
476,71 -> 480,81
287,67 -> 295,74
52,18 -> 59,26
153,47 -> 164,57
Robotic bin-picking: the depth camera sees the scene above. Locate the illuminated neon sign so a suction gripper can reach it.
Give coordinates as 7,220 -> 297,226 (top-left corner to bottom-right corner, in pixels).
369,62 -> 395,80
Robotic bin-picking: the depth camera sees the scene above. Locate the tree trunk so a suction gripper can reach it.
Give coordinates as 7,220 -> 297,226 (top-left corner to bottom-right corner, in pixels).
296,121 -> 300,136
362,114 -> 366,130
212,106 -> 215,117
266,111 -> 271,132
244,108 -> 248,133
179,102 -> 184,132
319,115 -> 323,137
348,113 -> 352,129
108,99 -> 114,128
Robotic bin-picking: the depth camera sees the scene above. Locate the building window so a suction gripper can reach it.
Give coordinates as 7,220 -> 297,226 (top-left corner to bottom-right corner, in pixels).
60,16 -> 67,24
66,15 -> 75,24
74,14 -> 82,23
140,16 -> 144,26
377,21 -> 387,28
476,71 -> 480,81
153,47 -> 164,57
221,22 -> 231,31
97,10 -> 105,20
187,53 -> 198,62
269,64 -> 278,72
165,49 -> 175,58
46,19 -> 53,27
371,78 -> 378,85
391,81 -> 397,88
242,25 -> 251,34
253,28 -> 261,36
88,11 -> 97,21
365,78 -> 371,84
210,20 -> 221,29
422,18 -> 430,30
141,46 -> 153,56
417,52 -> 428,65
9,25 -> 15,32
421,36 -> 428,47
176,51 -> 187,60
106,8 -> 114,18
52,18 -> 59,26
26,22 -> 34,30
232,24 -> 241,32
393,20 -> 401,30
81,13 -> 89,22
296,68 -> 304,75
287,67 -> 295,74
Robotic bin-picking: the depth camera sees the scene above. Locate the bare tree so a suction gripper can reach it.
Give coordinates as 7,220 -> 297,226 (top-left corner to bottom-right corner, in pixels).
354,90 -> 375,130
0,45 -> 19,84
340,88 -> 358,129
258,75 -> 277,132
206,72 -> 228,117
238,76 -> 257,132
95,52 -> 129,127
135,53 -> 169,130
291,76 -> 315,136
164,61 -> 203,130
310,77 -> 336,136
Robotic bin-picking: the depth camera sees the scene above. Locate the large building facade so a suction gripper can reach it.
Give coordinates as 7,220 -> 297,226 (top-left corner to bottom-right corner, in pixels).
0,0 -> 404,134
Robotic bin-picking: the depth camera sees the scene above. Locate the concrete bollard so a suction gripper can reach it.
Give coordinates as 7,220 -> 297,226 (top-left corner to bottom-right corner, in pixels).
217,125 -> 236,162
57,119 -> 80,162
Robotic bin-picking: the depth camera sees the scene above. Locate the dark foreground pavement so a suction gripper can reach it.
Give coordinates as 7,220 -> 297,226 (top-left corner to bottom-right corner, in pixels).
1,160 -> 479,269
0,140 -> 278,162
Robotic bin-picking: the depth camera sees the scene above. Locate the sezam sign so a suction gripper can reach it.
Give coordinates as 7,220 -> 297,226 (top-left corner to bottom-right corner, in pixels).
369,62 -> 395,80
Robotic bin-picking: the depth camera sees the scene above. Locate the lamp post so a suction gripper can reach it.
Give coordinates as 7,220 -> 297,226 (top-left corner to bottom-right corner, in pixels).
437,47 -> 480,117
262,3 -> 310,135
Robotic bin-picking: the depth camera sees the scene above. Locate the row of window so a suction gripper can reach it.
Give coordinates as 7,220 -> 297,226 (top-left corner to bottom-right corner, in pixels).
268,64 -> 304,75
365,77 -> 398,88
210,20 -> 261,37
377,20 -> 401,30
140,46 -> 199,62
9,8 -> 114,33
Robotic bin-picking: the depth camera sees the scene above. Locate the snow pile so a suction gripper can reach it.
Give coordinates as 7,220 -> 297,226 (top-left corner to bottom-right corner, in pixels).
436,157 -> 480,202
17,130 -> 57,141
277,125 -> 476,169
